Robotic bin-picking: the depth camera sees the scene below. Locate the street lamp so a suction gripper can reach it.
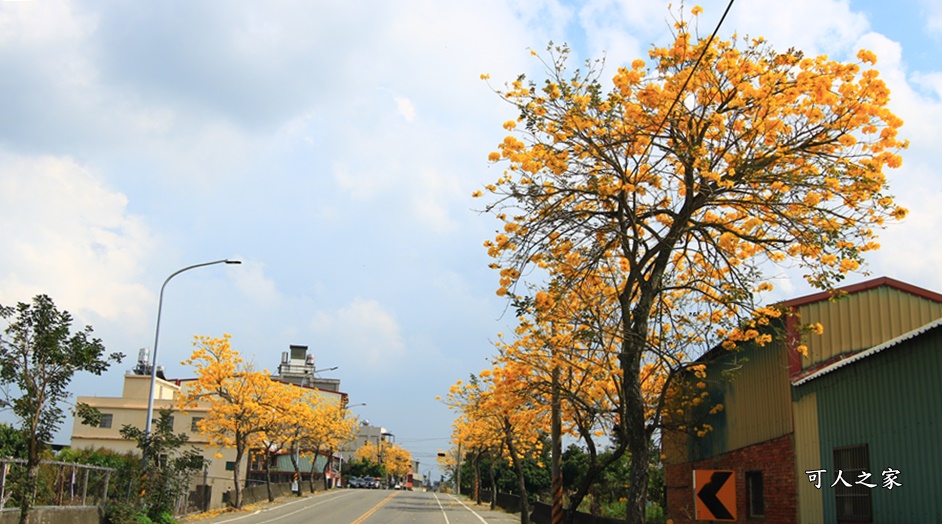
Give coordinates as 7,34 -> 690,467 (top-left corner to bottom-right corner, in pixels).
144,259 -> 241,450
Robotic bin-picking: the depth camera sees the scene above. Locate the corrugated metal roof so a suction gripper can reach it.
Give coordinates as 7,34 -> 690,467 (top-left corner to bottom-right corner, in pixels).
792,316 -> 942,386
779,276 -> 942,308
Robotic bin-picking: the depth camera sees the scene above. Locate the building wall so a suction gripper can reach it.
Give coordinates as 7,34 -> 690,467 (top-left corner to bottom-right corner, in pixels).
792,391 -> 823,524
796,285 -> 942,371
71,377 -> 237,512
792,325 -> 942,523
665,434 -> 797,524
666,279 -> 942,524
70,373 -> 348,512
664,335 -> 796,521
669,338 -> 794,465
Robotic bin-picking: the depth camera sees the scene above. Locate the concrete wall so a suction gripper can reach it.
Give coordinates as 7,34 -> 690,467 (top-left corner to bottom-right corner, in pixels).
0,507 -> 98,524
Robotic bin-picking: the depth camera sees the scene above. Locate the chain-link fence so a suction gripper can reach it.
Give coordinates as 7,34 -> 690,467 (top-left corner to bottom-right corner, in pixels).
0,459 -> 116,509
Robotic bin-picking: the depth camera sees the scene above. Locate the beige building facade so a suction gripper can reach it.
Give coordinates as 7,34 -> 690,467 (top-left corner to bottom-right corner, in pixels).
70,371 -> 346,512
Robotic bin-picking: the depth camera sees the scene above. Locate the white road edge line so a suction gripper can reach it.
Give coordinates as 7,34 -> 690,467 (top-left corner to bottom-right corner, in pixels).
447,494 -> 489,523
211,490 -> 355,524
433,493 -> 451,524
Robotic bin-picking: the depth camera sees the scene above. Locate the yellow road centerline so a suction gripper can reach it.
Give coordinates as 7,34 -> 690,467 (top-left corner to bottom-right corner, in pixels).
351,491 -> 399,524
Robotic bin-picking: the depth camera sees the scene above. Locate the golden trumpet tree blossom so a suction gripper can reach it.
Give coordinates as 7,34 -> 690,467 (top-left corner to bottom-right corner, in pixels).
382,443 -> 413,479
446,365 -> 547,524
355,440 -> 383,464
178,334 -> 286,509
254,383 -> 308,501
477,7 -> 906,522
288,392 -> 358,492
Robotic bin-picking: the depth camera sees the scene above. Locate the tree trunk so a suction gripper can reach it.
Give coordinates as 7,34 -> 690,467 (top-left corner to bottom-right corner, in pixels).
504,422 -> 530,524
232,445 -> 245,509
308,446 -> 321,493
18,457 -> 39,524
551,364 -> 563,524
488,457 -> 497,510
621,310 -> 652,524
289,444 -> 302,496
565,437 -> 627,523
264,449 -> 274,502
19,416 -> 43,524
473,453 -> 481,504
623,384 -> 651,524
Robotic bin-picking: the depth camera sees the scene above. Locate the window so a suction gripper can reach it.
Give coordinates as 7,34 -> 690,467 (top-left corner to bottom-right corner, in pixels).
834,444 -> 872,521
225,461 -> 235,471
191,417 -> 204,432
99,414 -> 113,429
746,470 -> 765,518
152,416 -> 174,430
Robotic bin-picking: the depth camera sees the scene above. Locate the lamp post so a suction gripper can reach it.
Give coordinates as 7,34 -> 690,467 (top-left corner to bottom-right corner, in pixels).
144,259 -> 241,450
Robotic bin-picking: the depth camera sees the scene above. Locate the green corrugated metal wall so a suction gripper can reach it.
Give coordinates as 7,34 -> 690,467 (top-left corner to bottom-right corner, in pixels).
793,326 -> 942,523
688,338 -> 792,461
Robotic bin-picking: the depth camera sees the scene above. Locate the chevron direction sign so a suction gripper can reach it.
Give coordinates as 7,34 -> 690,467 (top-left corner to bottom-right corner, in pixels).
694,470 -> 736,521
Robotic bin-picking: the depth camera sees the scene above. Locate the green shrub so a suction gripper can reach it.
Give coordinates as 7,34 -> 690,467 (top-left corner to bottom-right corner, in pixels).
101,501 -> 142,524
153,511 -> 177,524
646,503 -> 667,524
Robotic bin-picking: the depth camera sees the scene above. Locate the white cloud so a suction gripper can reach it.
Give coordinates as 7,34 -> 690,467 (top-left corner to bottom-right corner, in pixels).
922,0 -> 942,36
410,167 -> 462,232
576,0 -> 659,66
0,0 -> 96,46
0,153 -> 154,330
230,259 -> 281,307
732,0 -> 869,57
395,96 -> 416,122
310,298 -> 406,372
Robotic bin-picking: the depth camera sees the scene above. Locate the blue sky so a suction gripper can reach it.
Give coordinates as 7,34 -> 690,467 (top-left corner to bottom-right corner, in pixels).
1,0 -> 940,481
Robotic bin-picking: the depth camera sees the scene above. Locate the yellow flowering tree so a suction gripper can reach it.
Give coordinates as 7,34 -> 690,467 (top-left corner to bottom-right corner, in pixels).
178,334 -> 285,509
495,277 -> 642,522
254,381 -> 307,501
382,443 -> 413,481
354,440 -> 382,465
478,7 -> 906,522
313,401 -> 359,490
446,374 -> 506,506
446,363 -> 547,524
266,388 -> 321,495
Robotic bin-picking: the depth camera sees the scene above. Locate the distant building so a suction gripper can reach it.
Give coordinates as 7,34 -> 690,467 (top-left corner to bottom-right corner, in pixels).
274,344 -> 342,392
662,277 -> 942,523
336,421 -> 397,487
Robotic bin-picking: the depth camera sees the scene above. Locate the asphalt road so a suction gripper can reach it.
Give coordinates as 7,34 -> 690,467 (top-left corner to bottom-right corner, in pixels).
193,490 -> 521,524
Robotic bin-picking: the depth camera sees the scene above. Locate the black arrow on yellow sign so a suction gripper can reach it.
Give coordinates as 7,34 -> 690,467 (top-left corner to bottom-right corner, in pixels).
697,471 -> 734,520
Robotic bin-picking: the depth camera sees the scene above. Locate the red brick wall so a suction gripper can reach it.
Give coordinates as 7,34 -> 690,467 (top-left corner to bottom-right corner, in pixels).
665,434 -> 797,523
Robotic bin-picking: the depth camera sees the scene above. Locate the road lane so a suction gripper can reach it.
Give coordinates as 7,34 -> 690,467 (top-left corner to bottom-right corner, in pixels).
189,489 -> 520,524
